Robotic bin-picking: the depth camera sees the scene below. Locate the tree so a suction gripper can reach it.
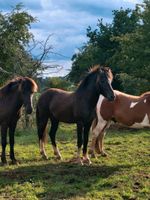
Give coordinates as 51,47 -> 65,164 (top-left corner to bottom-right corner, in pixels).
0,4 -> 34,82
68,7 -> 140,91
0,4 -> 53,84
112,1 -> 150,94
38,76 -> 74,91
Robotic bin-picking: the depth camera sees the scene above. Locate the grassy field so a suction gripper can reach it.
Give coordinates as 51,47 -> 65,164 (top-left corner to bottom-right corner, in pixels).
0,124 -> 150,200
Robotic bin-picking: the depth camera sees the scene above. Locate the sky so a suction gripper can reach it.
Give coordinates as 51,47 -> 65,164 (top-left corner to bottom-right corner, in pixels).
0,0 -> 141,76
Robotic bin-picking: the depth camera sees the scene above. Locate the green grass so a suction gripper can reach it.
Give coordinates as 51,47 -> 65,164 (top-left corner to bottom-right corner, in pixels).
0,124 -> 150,200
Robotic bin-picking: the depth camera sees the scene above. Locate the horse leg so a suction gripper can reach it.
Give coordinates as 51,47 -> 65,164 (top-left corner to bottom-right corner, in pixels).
49,119 -> 61,160
95,131 -> 107,156
88,119 -> 99,158
70,122 -> 83,164
77,122 -> 83,161
95,121 -> 111,156
1,125 -> 8,165
82,122 -> 92,165
38,117 -> 49,160
9,120 -> 18,164
89,119 -> 108,158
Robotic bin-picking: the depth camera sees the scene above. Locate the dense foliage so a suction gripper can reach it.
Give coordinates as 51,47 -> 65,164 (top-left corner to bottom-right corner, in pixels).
37,76 -> 75,91
69,0 -> 150,94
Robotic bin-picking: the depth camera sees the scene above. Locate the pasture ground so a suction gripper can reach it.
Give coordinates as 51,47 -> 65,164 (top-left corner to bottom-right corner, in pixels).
0,124 -> 150,200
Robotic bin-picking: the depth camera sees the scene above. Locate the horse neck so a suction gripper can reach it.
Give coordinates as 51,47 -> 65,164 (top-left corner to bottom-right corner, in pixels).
2,89 -> 23,109
75,81 -> 100,109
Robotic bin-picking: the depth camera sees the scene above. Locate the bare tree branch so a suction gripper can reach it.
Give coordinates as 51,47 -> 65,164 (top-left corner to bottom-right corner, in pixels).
29,34 -> 54,69
27,34 -> 70,74
38,64 -> 63,76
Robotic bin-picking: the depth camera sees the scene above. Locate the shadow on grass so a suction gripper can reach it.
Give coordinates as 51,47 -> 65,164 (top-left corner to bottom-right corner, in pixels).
0,161 -> 132,199
107,127 -> 150,138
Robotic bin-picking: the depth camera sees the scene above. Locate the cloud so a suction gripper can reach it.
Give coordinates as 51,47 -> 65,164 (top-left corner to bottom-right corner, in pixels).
123,0 -> 141,3
1,0 -> 142,76
41,60 -> 72,77
29,6 -> 112,61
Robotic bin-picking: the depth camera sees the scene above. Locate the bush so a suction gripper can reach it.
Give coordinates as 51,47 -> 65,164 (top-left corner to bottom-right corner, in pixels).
118,73 -> 149,95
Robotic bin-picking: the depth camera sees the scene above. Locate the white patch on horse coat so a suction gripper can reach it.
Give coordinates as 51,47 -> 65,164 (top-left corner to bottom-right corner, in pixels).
109,78 -> 112,84
144,99 -> 146,103
92,95 -> 107,137
130,101 -> 138,108
40,140 -> 46,156
131,114 -> 150,128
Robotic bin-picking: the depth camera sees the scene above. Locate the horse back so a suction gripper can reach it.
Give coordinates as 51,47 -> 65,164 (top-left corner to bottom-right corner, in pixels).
37,88 -> 75,123
100,90 -> 150,126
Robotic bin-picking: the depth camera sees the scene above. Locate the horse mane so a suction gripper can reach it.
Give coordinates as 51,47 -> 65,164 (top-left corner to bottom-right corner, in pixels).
88,65 -> 101,73
77,65 -> 113,92
0,76 -> 38,95
76,66 -> 98,92
140,91 -> 150,97
114,90 -> 139,99
25,77 -> 38,92
89,65 -> 113,82
114,90 -> 150,99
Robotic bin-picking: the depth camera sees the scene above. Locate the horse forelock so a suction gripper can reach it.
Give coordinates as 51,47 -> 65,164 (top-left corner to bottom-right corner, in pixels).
0,77 -> 38,95
77,65 -> 113,92
89,65 -> 113,82
89,65 -> 100,73
102,67 -> 113,83
24,77 -> 38,93
108,69 -> 113,82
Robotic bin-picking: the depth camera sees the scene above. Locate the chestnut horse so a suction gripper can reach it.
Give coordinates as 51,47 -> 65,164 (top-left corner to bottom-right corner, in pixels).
0,77 -> 38,164
36,66 -> 115,165
89,90 -> 150,158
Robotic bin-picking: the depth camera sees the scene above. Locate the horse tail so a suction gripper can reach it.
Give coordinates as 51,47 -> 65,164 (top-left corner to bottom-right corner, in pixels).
36,104 -> 48,144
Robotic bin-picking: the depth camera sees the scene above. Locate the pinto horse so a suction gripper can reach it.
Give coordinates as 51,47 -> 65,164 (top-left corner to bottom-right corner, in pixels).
89,90 -> 150,158
36,66 -> 115,164
0,77 -> 38,164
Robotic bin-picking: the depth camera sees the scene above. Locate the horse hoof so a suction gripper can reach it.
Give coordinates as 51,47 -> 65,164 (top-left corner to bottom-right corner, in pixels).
101,152 -> 108,157
40,152 -> 48,160
88,149 -> 93,154
90,153 -> 97,158
69,157 -> 83,165
95,148 -> 101,154
55,155 -> 62,160
1,161 -> 8,166
88,149 -> 96,158
82,157 -> 92,165
11,159 -> 19,165
42,154 -> 48,160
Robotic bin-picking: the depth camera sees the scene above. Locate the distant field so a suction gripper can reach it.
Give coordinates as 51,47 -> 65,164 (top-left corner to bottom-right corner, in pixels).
0,124 -> 150,200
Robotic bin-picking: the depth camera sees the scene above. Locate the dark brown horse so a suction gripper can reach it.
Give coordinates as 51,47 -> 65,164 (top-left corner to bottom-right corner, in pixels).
89,90 -> 150,158
36,66 -> 115,164
0,77 -> 38,164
